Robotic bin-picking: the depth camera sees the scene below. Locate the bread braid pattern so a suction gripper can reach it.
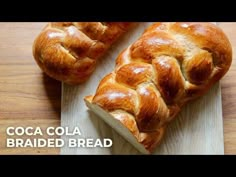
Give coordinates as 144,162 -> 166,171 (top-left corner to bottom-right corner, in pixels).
33,22 -> 132,84
85,22 -> 232,153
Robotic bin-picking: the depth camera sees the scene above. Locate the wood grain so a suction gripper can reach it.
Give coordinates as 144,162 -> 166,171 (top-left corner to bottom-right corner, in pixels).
219,23 -> 236,154
0,23 -> 61,154
61,23 -> 224,154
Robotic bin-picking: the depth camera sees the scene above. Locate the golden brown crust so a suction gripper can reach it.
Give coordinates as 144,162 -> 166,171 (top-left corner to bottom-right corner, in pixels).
33,22 -> 132,85
87,22 -> 232,153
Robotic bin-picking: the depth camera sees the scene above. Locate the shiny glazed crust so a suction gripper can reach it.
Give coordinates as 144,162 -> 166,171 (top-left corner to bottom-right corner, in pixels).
85,22 -> 232,153
33,22 -> 132,84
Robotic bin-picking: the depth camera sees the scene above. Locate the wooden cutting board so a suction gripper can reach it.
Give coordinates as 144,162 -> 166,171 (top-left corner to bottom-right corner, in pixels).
61,22 -> 224,154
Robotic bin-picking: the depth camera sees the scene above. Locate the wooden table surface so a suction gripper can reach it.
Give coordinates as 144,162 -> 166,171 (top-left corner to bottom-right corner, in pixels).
0,22 -> 235,154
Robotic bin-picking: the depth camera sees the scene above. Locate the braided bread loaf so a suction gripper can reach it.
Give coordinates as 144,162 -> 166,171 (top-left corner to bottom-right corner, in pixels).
33,22 -> 132,84
85,22 -> 232,154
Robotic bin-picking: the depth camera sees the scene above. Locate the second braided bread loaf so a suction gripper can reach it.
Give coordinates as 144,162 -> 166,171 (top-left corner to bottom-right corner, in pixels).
33,22 -> 132,84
